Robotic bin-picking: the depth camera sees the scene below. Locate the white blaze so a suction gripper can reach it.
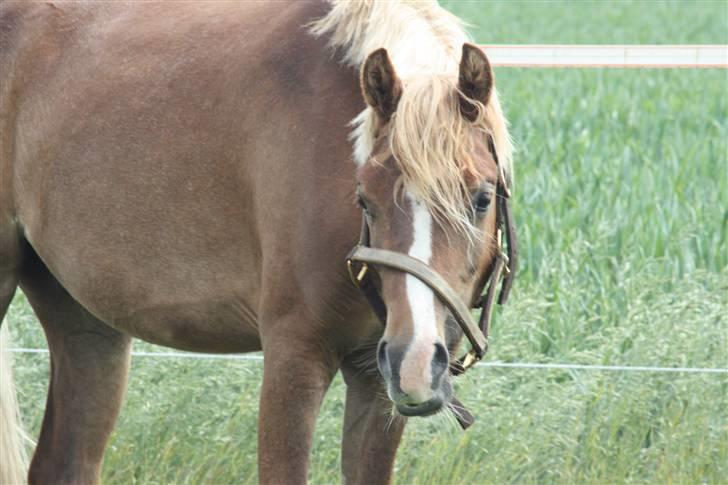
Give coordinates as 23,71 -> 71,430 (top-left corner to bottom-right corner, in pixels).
399,193 -> 438,399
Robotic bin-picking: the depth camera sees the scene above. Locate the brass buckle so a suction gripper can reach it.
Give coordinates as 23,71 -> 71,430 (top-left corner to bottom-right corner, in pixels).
462,349 -> 481,370
346,260 -> 369,287
496,229 -> 510,275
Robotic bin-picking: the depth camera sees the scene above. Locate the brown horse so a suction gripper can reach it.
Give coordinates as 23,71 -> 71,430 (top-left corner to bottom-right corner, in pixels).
0,1 -> 514,483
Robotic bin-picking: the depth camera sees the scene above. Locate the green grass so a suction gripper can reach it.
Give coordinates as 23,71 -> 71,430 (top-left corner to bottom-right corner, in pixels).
4,2 -> 728,484
442,0 -> 728,45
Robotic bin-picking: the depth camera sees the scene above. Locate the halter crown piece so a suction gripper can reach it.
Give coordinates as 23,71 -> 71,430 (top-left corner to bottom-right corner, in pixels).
345,138 -> 517,430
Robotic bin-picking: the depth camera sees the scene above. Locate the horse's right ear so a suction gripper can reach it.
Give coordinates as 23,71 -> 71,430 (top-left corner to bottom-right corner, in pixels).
360,48 -> 402,122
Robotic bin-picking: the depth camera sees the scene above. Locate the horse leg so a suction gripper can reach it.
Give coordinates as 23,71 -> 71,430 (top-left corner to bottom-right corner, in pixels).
257,325 -> 339,484
20,257 -> 131,485
340,364 -> 407,485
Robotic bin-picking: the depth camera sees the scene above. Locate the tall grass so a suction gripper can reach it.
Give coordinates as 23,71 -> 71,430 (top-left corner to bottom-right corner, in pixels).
4,2 -> 727,484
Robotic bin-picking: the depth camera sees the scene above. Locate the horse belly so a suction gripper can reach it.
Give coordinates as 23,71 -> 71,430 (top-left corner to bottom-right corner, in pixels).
113,294 -> 262,353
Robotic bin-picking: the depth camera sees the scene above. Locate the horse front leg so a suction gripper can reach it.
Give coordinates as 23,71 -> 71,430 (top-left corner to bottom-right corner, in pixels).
20,259 -> 132,485
258,327 -> 339,484
340,364 -> 406,485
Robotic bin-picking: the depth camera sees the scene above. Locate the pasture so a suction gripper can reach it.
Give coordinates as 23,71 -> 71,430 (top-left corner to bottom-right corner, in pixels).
4,1 -> 727,483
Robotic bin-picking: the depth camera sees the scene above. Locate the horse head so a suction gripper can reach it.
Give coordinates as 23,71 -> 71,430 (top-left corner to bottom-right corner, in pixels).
352,44 -> 511,417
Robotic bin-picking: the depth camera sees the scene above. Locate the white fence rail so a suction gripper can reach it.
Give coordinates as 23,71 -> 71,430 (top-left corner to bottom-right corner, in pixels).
482,45 -> 728,68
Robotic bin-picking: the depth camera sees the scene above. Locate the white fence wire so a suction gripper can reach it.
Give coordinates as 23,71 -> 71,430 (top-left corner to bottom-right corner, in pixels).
8,348 -> 727,374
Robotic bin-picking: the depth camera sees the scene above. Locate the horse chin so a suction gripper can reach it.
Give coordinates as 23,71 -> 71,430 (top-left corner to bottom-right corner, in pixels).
392,380 -> 452,417
395,396 -> 444,417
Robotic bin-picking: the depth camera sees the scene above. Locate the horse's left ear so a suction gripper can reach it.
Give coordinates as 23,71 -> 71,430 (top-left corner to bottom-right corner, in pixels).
458,43 -> 494,121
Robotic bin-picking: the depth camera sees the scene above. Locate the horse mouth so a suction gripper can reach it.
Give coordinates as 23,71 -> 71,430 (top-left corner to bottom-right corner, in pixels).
395,397 -> 444,417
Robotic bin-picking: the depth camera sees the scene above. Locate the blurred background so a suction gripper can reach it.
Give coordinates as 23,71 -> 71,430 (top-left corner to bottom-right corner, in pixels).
5,1 -> 726,483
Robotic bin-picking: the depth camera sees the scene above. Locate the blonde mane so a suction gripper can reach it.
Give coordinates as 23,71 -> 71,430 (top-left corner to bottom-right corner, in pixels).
310,0 -> 513,233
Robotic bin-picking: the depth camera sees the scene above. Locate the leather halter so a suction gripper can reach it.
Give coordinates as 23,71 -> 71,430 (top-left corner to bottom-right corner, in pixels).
345,139 -> 517,429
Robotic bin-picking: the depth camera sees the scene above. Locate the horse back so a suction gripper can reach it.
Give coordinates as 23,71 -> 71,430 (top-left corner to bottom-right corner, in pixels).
1,1 -> 367,351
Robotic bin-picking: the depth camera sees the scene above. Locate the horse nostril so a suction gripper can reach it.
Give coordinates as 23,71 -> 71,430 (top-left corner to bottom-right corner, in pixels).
433,342 -> 448,365
377,341 -> 392,380
431,342 -> 449,384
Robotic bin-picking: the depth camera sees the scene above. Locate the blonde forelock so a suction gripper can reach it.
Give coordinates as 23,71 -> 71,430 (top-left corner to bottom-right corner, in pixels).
388,76 -> 491,238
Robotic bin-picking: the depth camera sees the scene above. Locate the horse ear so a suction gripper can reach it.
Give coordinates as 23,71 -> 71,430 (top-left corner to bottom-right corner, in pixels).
360,48 -> 402,122
458,43 -> 494,121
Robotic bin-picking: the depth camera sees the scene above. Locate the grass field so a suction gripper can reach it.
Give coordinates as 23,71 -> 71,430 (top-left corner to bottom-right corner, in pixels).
3,1 -> 728,484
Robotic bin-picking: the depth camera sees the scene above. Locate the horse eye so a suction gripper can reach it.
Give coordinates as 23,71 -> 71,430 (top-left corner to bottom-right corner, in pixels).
474,191 -> 492,213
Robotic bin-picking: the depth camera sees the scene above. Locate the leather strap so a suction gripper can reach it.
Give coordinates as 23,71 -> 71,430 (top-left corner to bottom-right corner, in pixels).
449,396 -> 476,429
347,246 -> 488,356
497,181 -> 517,305
357,273 -> 387,325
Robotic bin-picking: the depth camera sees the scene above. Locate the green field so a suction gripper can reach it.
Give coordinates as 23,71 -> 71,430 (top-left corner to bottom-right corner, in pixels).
3,1 -> 728,484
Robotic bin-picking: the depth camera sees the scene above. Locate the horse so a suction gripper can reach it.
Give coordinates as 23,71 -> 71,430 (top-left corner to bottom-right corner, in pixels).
0,1 -> 514,483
